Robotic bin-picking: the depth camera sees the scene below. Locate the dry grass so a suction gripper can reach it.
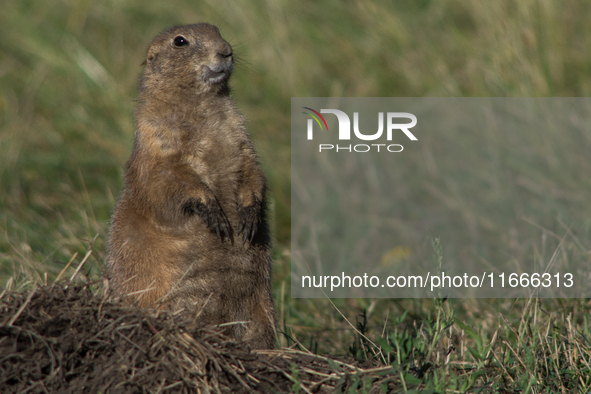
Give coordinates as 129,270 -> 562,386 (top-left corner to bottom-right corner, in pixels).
0,278 -> 409,393
2,272 -> 590,392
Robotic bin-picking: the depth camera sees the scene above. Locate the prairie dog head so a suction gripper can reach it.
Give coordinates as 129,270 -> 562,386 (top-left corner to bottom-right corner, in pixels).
140,23 -> 234,97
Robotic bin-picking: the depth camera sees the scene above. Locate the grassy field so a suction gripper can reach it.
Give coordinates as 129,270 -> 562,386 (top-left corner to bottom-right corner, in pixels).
2,0 -> 591,392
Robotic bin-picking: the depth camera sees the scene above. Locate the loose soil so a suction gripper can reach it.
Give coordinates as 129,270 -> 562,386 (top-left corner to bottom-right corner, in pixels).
0,282 -> 400,393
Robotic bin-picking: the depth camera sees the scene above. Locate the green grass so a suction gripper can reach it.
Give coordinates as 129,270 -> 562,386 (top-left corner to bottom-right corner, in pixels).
2,0 -> 591,392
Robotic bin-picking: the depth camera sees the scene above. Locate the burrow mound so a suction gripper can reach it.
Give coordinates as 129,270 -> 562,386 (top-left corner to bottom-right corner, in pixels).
0,282 -> 398,393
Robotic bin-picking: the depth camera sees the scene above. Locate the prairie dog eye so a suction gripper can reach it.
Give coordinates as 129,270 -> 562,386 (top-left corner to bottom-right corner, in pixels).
173,36 -> 189,47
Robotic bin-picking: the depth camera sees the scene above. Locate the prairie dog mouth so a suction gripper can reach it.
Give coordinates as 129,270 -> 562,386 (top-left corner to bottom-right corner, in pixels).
202,64 -> 232,83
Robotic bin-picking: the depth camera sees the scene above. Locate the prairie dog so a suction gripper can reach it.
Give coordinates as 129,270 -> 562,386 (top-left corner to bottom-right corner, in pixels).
106,23 -> 275,349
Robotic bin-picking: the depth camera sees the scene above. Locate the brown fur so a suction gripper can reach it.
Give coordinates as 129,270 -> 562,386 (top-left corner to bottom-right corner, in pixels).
106,23 -> 276,349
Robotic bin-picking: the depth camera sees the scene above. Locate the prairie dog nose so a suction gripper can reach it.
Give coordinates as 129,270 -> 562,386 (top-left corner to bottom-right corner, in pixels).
217,42 -> 232,58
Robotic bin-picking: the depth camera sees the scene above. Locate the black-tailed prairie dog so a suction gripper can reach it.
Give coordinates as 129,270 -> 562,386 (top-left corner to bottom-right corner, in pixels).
106,23 -> 276,349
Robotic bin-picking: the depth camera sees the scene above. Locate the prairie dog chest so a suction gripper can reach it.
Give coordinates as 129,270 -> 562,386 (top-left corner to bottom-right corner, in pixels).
183,126 -> 246,180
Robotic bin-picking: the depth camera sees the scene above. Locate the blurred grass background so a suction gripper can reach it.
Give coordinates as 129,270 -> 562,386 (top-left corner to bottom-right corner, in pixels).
3,0 -> 591,280
2,0 -> 591,384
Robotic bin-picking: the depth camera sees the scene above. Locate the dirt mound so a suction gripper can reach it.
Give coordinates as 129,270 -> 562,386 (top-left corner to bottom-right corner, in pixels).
0,282 -> 398,393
